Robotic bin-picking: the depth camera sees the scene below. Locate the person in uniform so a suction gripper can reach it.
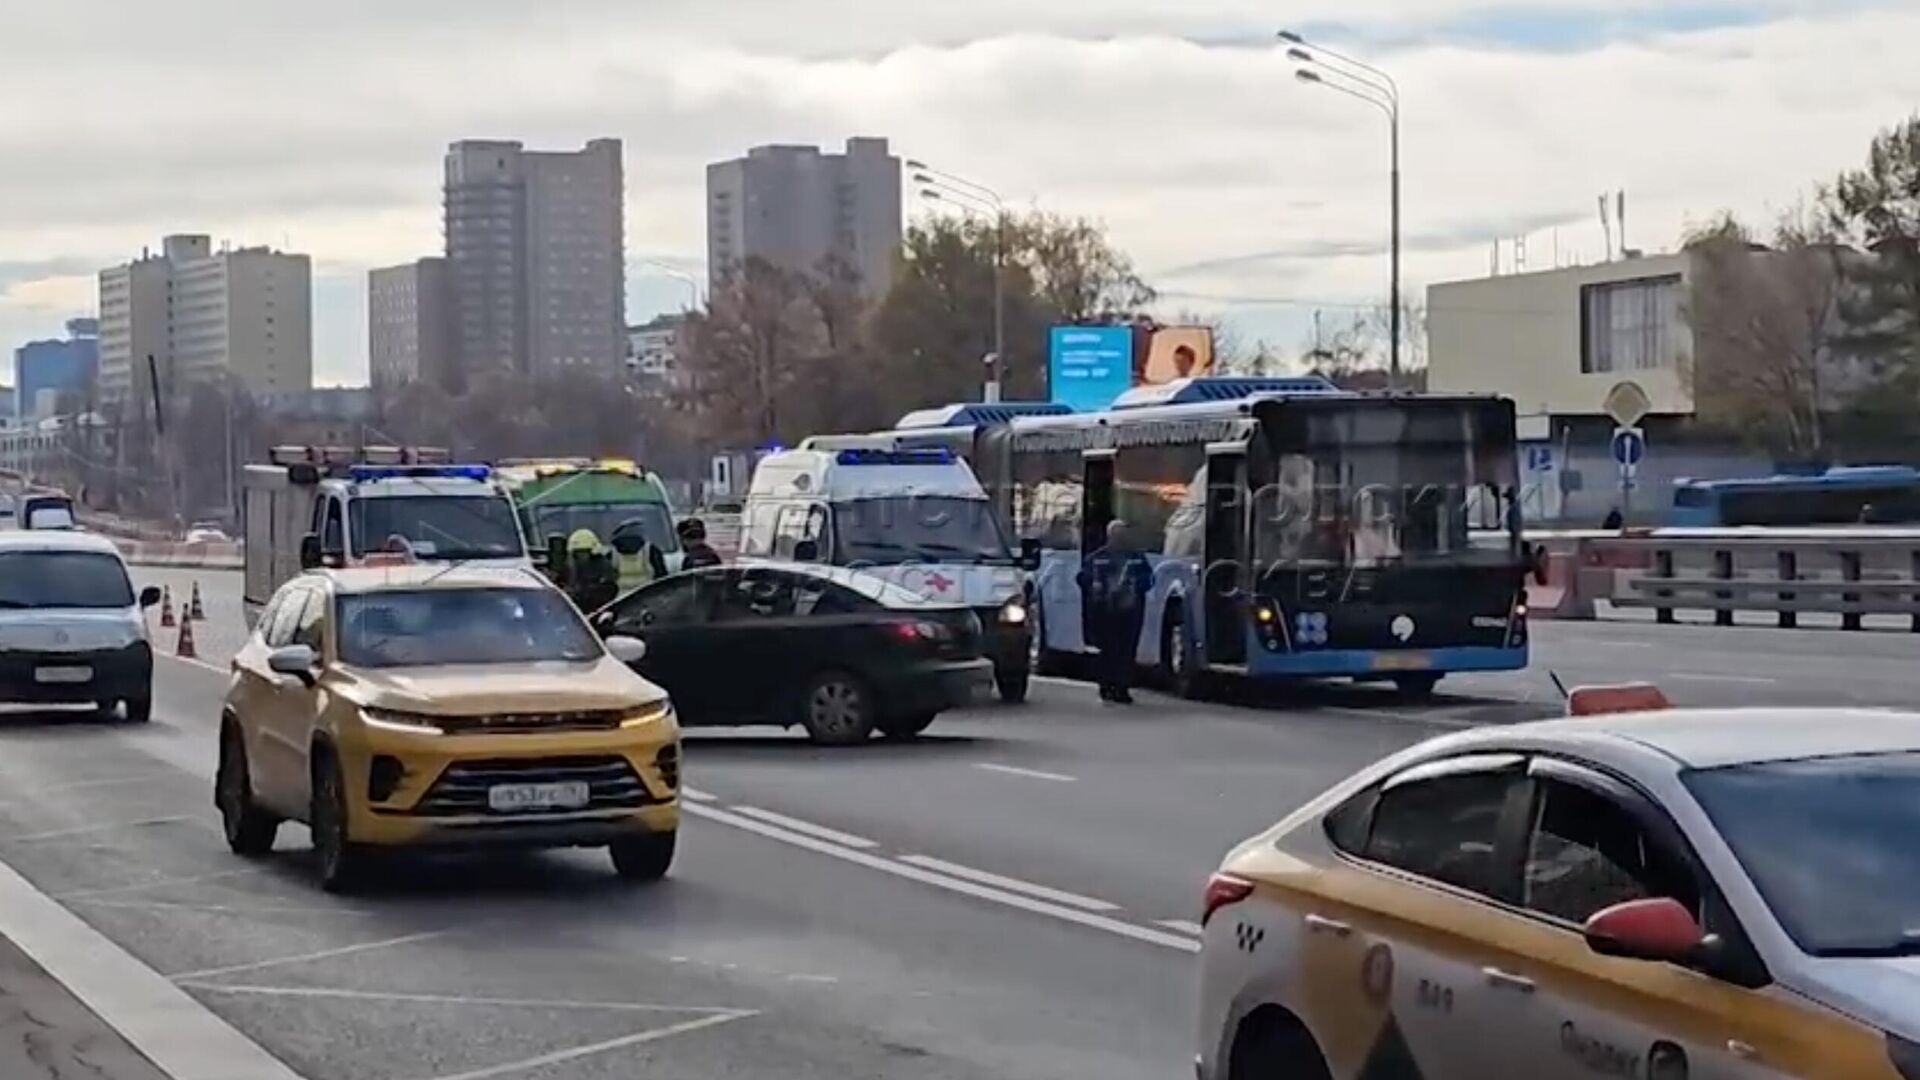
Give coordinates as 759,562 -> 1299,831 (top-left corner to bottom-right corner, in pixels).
1077,519 -> 1153,703
609,519 -> 668,594
564,529 -> 619,612
677,518 -> 724,569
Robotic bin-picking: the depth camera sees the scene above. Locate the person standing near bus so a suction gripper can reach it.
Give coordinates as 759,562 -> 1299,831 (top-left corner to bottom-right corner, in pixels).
609,518 -> 668,593
677,518 -> 724,569
1078,520 -> 1153,704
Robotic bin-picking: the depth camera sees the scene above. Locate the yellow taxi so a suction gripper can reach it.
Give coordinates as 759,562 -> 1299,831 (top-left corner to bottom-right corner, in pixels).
217,562 -> 679,891
1197,688 -> 1920,1080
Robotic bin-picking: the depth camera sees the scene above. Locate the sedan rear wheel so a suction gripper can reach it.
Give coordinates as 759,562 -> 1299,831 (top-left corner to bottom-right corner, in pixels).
800,672 -> 876,746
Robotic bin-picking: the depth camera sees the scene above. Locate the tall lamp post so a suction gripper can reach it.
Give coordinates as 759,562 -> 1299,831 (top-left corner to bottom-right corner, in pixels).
1282,30 -> 1402,387
907,160 -> 1008,403
640,259 -> 702,311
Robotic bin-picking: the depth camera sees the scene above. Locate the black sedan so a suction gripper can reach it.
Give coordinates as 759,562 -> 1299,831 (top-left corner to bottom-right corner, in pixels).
590,562 -> 992,744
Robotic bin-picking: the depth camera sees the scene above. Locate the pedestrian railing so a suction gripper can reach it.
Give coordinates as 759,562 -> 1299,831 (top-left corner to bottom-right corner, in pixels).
1527,529 -> 1920,632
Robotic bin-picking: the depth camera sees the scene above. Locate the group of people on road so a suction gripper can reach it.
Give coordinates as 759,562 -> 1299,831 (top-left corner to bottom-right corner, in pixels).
552,517 -> 726,612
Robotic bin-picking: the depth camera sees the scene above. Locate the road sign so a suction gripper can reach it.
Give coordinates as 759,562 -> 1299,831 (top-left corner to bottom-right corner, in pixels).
1603,381 -> 1652,428
1610,427 -> 1646,469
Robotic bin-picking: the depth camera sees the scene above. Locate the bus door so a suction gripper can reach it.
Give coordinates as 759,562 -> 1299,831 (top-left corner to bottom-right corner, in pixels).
1075,451 -> 1117,649
1202,447 -> 1248,665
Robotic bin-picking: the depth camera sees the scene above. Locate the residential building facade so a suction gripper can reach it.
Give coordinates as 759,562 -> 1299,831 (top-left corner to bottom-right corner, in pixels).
707,137 -> 902,296
625,314 -> 685,385
14,317 -> 99,422
444,138 -> 625,384
368,258 -> 450,388
96,234 -> 312,406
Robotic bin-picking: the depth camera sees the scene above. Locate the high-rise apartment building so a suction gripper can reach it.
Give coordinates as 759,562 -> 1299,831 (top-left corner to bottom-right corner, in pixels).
13,317 -> 99,421
96,234 -> 312,405
443,138 -> 625,384
706,137 -> 902,296
368,258 -> 450,388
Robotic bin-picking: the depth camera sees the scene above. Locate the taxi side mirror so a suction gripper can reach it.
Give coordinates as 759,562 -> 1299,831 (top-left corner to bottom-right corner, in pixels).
605,636 -> 647,665
267,643 -> 319,687
1583,898 -> 1707,965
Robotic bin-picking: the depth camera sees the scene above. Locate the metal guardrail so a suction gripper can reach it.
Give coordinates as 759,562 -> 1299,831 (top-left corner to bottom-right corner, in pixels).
1576,532 -> 1920,631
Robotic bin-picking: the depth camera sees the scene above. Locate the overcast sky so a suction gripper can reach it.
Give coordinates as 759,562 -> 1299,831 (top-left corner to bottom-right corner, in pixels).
2,1 -> 1916,385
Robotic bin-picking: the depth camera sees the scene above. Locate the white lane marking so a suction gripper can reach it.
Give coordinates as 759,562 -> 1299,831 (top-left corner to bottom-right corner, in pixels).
1155,919 -> 1205,936
420,1010 -> 756,1080
727,805 -> 876,849
57,867 -> 264,900
159,651 -> 229,676
679,786 -> 717,803
898,855 -> 1119,912
686,803 -> 1200,954
1033,675 -> 1086,689
784,973 -> 839,984
973,762 -> 1077,783
169,928 -> 453,981
1319,706 -> 1480,730
1668,672 -> 1780,685
4,814 -> 194,844
75,898 -> 381,919
178,983 -> 744,1012
0,846 -> 307,1080
38,771 -> 179,792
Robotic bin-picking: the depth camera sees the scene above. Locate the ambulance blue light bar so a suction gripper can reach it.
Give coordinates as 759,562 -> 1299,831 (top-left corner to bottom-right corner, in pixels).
834,448 -> 955,466
348,464 -> 493,483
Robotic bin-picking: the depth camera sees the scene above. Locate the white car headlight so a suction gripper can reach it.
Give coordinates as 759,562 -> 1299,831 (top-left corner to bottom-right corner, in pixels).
361,709 -> 446,736
999,599 -> 1028,625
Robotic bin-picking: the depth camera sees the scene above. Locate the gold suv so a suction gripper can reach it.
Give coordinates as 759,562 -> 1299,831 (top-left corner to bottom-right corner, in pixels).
218,564 -> 679,891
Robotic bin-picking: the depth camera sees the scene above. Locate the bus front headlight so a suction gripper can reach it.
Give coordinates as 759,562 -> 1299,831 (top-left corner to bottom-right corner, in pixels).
999,598 -> 1028,626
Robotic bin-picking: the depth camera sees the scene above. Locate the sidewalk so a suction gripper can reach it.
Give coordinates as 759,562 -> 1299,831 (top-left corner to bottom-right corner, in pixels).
0,931 -> 169,1080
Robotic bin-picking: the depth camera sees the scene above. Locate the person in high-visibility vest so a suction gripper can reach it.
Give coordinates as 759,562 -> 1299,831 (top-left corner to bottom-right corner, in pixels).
565,529 -> 619,612
609,519 -> 668,595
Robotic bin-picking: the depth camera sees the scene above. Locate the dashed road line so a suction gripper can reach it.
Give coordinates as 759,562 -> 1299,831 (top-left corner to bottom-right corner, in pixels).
897,855 -> 1119,913
159,651 -> 229,676
686,803 -> 1200,954
728,805 -> 877,849
1318,705 -> 1481,729
57,867 -> 265,901
974,762 -> 1077,783
3,814 -> 194,844
1155,919 -> 1205,936
178,983 -> 745,1012
169,928 -> 455,981
1668,672 -> 1780,685
679,786 -> 717,803
37,771 -> 181,793
75,898 -> 382,919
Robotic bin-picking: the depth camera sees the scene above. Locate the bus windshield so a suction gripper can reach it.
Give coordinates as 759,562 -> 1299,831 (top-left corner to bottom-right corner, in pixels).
833,497 -> 1013,565
1256,402 -> 1518,568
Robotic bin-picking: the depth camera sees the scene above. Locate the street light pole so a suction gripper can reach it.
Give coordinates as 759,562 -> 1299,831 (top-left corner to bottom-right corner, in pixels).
909,161 -> 1008,403
1285,32 -> 1403,387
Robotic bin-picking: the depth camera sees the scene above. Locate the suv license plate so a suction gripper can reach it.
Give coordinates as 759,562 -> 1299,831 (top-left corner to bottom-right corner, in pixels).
487,781 -> 591,813
34,666 -> 92,684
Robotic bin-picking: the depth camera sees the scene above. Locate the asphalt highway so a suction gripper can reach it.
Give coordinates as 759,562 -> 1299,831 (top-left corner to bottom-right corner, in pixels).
0,568 -> 1904,1079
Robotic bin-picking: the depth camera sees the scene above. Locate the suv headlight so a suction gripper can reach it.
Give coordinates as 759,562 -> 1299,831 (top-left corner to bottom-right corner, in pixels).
999,598 -> 1028,625
621,700 -> 674,729
361,708 -> 446,736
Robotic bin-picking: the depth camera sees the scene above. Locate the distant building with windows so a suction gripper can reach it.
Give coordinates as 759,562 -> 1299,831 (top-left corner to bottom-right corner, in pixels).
443,138 -> 626,383
96,234 -> 312,406
368,258 -> 450,389
625,314 -> 685,386
13,317 -> 99,422
706,138 -> 902,297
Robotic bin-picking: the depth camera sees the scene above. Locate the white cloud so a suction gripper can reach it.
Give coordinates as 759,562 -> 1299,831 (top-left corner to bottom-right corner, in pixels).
0,4 -> 1915,380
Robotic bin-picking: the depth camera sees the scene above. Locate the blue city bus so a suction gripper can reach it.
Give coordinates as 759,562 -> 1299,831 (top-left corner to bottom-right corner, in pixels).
1669,466 -> 1920,527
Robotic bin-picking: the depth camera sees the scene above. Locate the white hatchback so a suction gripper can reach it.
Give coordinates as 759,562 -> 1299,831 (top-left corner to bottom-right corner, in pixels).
0,531 -> 160,721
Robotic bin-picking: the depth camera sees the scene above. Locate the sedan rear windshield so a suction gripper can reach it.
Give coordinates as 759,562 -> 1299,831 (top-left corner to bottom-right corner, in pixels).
0,551 -> 134,609
337,588 -> 600,668
1684,752 -> 1920,956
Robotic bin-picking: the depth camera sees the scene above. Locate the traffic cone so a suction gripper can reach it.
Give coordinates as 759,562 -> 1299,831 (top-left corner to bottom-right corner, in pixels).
159,586 -> 175,628
175,616 -> 197,660
189,582 -> 205,621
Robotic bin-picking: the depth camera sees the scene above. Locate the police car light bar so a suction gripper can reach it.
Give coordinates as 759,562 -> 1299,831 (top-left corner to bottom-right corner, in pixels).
834,448 -> 955,466
348,464 -> 493,483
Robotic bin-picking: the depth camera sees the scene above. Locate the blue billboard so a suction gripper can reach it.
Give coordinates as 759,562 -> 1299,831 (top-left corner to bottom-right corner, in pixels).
1047,326 -> 1133,413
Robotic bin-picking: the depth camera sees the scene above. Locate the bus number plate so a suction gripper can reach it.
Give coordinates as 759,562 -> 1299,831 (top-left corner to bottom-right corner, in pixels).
1370,653 -> 1432,672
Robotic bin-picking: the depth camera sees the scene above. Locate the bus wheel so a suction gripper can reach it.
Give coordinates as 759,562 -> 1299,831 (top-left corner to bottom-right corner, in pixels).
1163,605 -> 1206,700
1393,673 -> 1441,700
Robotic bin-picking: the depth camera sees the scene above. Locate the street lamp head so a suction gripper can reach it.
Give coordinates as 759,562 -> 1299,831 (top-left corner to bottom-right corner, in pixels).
1294,69 -> 1323,84
919,189 -> 944,202
1286,47 -> 1314,63
911,172 -> 935,184
1277,30 -> 1305,44
905,158 -> 928,170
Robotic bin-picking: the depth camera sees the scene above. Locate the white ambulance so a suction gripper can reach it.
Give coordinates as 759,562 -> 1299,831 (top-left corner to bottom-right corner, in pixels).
741,447 -> 1036,703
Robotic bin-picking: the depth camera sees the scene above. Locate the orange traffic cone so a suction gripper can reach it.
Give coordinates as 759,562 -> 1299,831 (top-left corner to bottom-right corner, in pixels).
175,616 -> 197,660
159,586 -> 175,628
189,582 -> 205,621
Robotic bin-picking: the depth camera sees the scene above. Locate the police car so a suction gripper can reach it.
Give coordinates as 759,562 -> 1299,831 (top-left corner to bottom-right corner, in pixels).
1197,687 -> 1920,1080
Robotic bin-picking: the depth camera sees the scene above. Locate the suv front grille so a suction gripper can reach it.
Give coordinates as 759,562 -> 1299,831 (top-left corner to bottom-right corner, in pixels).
430,711 -> 624,735
412,756 -> 653,817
